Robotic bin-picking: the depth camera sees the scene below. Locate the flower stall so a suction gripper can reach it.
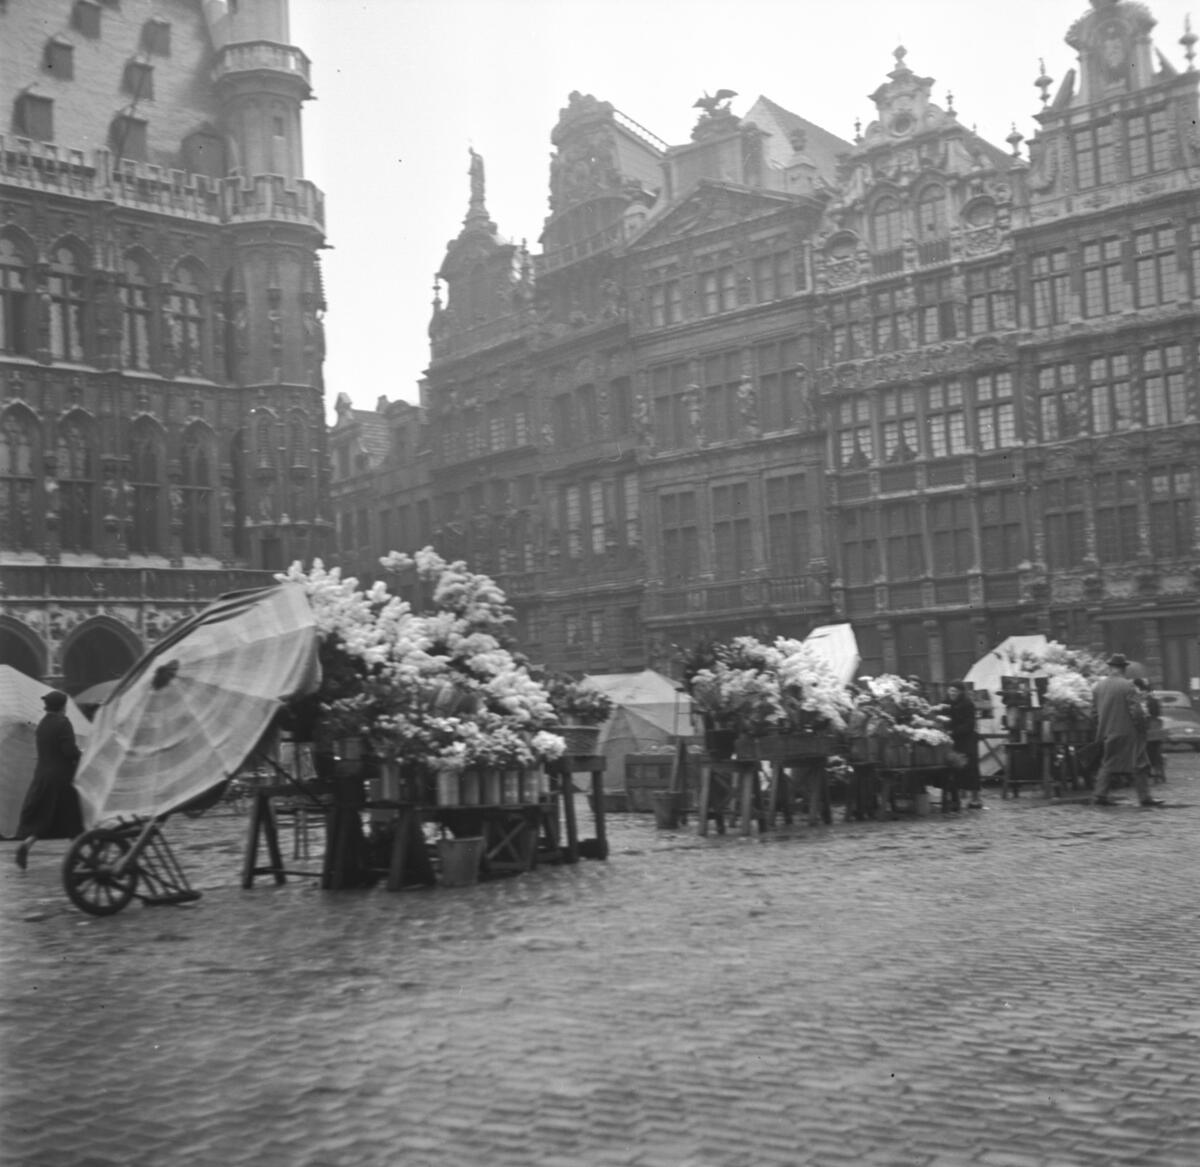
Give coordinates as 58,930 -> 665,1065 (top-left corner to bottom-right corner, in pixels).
994,641 -> 1106,798
265,549 -> 593,889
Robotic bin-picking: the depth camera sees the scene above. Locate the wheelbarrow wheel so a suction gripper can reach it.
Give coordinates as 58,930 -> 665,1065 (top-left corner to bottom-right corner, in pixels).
63,829 -> 140,916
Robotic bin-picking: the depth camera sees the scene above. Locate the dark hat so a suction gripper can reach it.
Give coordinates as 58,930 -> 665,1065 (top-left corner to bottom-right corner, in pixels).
1107,653 -> 1129,670
42,690 -> 68,710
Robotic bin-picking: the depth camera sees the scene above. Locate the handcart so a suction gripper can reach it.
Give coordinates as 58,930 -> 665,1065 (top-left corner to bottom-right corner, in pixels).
62,814 -> 200,916
61,583 -> 322,917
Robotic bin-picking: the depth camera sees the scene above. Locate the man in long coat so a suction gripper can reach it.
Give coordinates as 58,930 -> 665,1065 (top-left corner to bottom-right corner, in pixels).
14,690 -> 83,869
1092,655 -> 1163,808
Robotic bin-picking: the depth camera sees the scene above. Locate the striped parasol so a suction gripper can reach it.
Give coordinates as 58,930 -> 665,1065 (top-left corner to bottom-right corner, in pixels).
75,584 -> 321,827
0,667 -> 91,838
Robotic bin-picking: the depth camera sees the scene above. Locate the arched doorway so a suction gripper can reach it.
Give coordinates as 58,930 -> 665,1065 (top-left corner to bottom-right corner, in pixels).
61,622 -> 141,694
0,619 -> 44,680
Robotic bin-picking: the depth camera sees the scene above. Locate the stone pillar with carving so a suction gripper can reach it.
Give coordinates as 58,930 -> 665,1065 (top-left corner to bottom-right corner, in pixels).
42,451 -> 61,563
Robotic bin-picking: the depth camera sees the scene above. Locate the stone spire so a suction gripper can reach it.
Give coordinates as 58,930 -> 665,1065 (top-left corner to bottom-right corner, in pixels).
465,148 -> 493,229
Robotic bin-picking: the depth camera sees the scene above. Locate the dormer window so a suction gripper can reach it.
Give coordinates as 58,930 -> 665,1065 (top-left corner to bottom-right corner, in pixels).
123,61 -> 154,100
13,95 -> 54,142
44,39 -> 75,80
142,19 -> 171,56
72,0 -> 101,38
110,115 -> 148,162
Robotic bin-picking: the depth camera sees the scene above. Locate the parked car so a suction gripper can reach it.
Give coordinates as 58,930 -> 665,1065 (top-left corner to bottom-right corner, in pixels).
1160,706 -> 1200,751
1153,689 -> 1193,710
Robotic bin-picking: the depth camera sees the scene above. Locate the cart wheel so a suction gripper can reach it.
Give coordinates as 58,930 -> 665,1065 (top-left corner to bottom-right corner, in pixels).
62,829 -> 139,916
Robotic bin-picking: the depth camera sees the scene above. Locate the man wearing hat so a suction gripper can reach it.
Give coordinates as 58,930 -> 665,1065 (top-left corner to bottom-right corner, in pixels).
1091,655 -> 1163,808
14,690 -> 83,870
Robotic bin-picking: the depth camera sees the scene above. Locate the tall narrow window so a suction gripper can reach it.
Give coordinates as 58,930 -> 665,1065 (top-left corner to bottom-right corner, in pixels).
884,501 -> 925,580
1044,479 -> 1087,569
1094,471 -> 1141,564
1081,238 -> 1126,317
974,372 -> 1017,450
128,420 -> 163,554
1074,121 -> 1116,189
925,380 -> 966,457
916,185 -> 948,240
980,491 -> 1023,571
1149,467 -> 1192,559
712,481 -> 752,578
0,408 -> 37,550
651,361 -> 690,451
1030,249 -> 1070,325
49,246 -> 87,361
871,196 -> 904,251
121,255 -> 153,370
880,387 -> 918,462
588,480 -> 606,555
917,276 -> 956,344
0,236 -> 32,355
169,263 -> 205,376
752,250 -> 796,302
765,473 -> 809,575
703,351 -> 740,443
1189,219 -> 1200,298
15,95 -> 54,141
660,490 -> 699,585
56,414 -> 93,552
756,338 -> 801,432
840,507 -> 878,585
699,263 -> 736,315
929,497 -> 972,575
1127,107 -> 1171,177
966,266 -> 1014,334
1134,225 -> 1177,307
511,393 -> 530,445
1037,363 -> 1081,442
837,396 -> 874,468
1143,344 -> 1186,427
621,473 -> 639,548
180,425 -> 213,555
563,484 -> 582,558
1087,354 -> 1132,433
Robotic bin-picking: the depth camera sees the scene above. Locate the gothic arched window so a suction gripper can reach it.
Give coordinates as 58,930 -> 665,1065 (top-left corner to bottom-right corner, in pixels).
255,410 -> 276,473
49,244 -> 88,362
0,407 -> 37,549
129,419 -> 163,553
917,185 -> 948,240
57,412 -> 95,552
169,261 -> 206,376
871,196 -> 904,251
121,254 -> 154,370
288,414 -> 308,469
180,423 -> 214,556
0,234 -> 33,356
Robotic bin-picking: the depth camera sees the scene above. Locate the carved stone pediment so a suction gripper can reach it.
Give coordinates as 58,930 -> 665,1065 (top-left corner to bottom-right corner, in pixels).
627,182 -> 796,251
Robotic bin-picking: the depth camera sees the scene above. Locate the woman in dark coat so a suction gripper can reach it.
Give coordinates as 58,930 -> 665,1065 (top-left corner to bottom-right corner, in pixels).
15,690 -> 83,870
944,682 -> 982,810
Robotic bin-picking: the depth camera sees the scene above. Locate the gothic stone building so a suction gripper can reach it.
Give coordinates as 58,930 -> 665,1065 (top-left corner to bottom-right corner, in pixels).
345,0 -> 1200,691
0,0 -> 329,691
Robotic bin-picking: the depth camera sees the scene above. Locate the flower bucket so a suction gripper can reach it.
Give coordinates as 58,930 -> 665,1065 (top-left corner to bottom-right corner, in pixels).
436,768 -> 460,806
650,791 -> 684,831
481,770 -> 502,805
561,725 -> 601,756
437,836 -> 485,887
502,770 -> 521,804
459,770 -> 481,806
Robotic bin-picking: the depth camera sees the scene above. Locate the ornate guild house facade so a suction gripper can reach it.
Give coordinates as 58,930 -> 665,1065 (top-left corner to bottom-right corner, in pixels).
0,0 -> 329,690
343,0 -> 1200,691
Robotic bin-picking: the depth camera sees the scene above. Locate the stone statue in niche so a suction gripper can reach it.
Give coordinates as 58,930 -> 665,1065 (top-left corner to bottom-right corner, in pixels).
737,376 -> 760,436
683,384 -> 703,438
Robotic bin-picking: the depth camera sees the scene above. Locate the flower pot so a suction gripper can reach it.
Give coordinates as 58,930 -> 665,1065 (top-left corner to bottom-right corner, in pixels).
705,728 -> 739,759
502,770 -> 522,804
437,836 -> 485,887
560,725 -> 601,756
459,770 -> 481,806
650,791 -> 684,831
436,768 -> 460,806
480,770 -> 502,805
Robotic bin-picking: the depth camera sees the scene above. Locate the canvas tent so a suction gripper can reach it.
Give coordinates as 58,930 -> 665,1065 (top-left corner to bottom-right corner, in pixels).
803,623 -> 860,685
580,670 -> 696,791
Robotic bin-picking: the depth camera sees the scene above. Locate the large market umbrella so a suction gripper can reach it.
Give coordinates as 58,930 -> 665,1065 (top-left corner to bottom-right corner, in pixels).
73,678 -> 122,711
74,584 -> 321,827
803,623 -> 861,685
0,666 -> 91,838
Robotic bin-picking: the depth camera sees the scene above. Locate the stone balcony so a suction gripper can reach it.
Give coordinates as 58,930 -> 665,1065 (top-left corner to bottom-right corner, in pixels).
212,41 -> 312,92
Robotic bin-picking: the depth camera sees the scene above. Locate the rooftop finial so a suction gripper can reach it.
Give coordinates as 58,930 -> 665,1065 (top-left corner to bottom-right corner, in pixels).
466,147 -> 487,223
1183,15 -> 1197,69
1007,123 -> 1024,159
1035,58 -> 1053,106
946,89 -> 955,116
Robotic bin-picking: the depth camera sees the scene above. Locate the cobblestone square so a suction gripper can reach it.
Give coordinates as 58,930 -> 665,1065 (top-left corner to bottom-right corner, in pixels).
4,764 -> 1200,1167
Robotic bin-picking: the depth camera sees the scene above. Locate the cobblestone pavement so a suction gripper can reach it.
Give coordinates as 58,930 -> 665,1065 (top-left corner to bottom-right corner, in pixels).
4,759 -> 1200,1167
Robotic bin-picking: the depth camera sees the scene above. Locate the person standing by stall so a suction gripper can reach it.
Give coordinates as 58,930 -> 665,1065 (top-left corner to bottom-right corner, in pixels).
1134,677 -> 1165,784
1092,656 -> 1162,808
944,682 -> 983,810
14,690 -> 83,869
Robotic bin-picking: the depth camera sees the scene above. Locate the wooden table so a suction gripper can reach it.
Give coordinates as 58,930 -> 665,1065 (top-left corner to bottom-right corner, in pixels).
696,758 -> 764,836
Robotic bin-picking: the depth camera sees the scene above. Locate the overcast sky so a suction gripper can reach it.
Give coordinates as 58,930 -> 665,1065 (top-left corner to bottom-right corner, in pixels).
287,0 -> 1197,417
